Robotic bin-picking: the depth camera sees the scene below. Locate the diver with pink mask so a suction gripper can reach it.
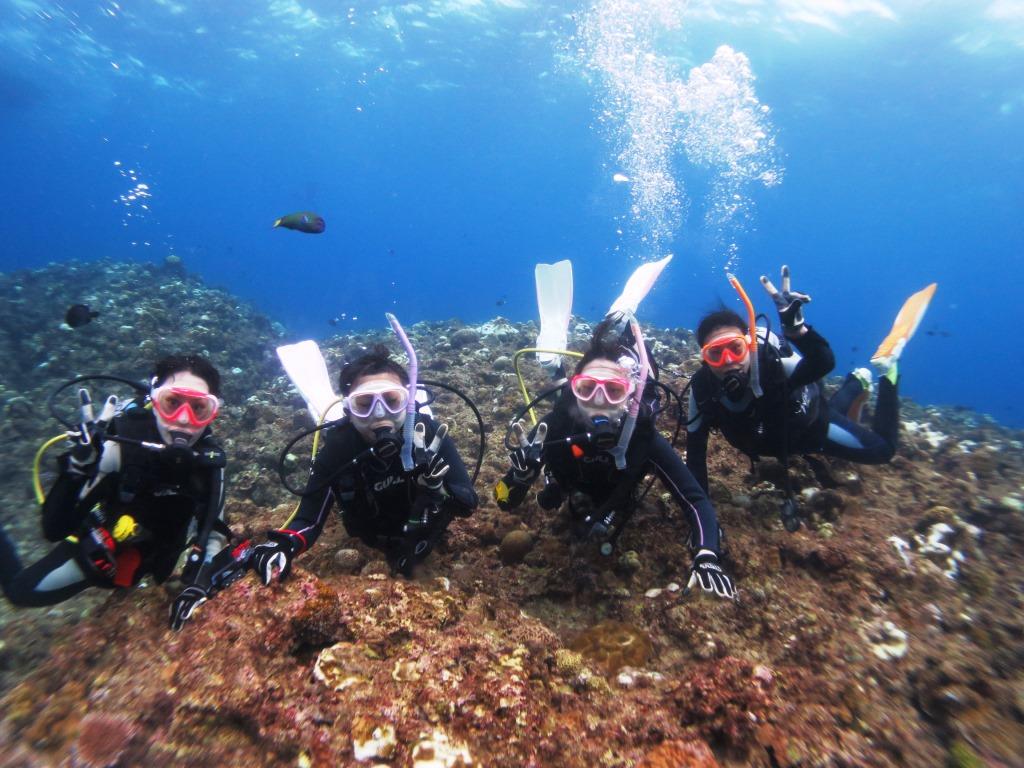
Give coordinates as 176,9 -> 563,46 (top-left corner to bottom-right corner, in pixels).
495,317 -> 734,600
0,354 -> 239,631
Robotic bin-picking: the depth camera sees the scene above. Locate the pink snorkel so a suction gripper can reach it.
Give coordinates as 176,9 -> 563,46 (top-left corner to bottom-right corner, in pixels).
385,313 -> 418,472
610,313 -> 650,470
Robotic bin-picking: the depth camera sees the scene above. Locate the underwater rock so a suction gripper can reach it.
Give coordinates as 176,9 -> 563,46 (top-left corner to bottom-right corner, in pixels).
637,739 -> 719,768
498,530 -> 533,564
410,729 -> 474,767
334,548 -> 365,571
448,328 -> 479,348
861,619 -> 909,661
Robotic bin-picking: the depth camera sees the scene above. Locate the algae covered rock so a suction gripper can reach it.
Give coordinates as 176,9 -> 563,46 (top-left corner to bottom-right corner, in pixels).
498,530 -> 534,564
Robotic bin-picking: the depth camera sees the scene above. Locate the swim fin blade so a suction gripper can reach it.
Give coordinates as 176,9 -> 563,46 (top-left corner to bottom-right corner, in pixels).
535,260 -> 573,368
607,254 -> 673,318
276,340 -> 345,424
870,282 -> 937,370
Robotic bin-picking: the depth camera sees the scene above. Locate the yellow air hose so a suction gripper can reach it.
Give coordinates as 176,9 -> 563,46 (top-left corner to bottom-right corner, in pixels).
33,434 -> 69,505
281,396 -> 346,528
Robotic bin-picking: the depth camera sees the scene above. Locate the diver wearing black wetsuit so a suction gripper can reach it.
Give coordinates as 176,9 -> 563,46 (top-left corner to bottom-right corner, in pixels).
499,403 -> 721,555
687,272 -> 900,495
496,317 -> 734,599
0,404 -> 229,618
266,414 -> 477,576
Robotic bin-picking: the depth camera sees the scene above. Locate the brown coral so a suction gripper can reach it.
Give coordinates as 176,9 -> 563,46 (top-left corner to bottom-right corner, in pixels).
569,620 -> 653,674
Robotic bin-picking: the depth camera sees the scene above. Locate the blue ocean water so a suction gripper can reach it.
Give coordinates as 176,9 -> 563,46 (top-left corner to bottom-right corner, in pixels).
0,1 -> 1021,426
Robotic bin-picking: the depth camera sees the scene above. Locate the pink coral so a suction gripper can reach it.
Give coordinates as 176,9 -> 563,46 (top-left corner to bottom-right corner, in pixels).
74,712 -> 138,768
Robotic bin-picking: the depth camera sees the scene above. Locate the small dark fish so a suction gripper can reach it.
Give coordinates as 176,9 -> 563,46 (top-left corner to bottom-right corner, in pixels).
329,317 -> 340,326
273,211 -> 325,234
496,298 -> 506,307
65,304 -> 99,328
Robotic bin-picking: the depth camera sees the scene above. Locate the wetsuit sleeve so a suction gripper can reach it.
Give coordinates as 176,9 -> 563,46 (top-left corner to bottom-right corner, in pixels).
650,433 -> 720,553
785,325 -> 835,389
40,459 -> 114,541
438,433 -> 478,514
179,463 -> 230,587
276,436 -> 345,554
201,464 -> 228,562
685,389 -> 711,495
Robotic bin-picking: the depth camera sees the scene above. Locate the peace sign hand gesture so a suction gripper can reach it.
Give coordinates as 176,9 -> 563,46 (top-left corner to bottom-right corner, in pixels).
760,265 -> 812,336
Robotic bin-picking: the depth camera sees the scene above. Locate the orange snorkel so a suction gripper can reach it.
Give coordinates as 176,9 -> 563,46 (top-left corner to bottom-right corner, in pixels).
726,273 -> 763,397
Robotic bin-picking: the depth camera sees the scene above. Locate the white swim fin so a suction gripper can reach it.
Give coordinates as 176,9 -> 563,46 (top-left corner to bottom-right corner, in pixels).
276,340 -> 345,424
607,254 -> 673,317
534,260 -> 574,369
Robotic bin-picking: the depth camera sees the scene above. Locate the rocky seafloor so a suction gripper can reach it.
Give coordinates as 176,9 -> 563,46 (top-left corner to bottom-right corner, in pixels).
1,259 -> 1023,767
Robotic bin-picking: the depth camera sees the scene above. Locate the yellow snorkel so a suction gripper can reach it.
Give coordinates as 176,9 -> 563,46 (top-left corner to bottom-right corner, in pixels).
727,273 -> 763,398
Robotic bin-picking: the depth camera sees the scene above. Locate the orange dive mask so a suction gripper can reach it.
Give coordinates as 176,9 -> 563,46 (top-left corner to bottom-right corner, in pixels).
701,335 -> 750,367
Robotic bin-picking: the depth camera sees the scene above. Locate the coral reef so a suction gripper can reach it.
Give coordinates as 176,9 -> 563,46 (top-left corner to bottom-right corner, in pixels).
2,261 -> 1024,766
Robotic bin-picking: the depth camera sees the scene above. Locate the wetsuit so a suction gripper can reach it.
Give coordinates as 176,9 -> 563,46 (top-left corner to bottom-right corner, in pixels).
499,401 -> 721,554
0,405 -> 228,607
280,414 -> 477,571
686,326 -> 899,492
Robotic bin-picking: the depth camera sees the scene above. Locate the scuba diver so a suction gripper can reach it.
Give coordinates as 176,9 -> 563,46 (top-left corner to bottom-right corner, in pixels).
251,319 -> 479,582
495,316 -> 735,601
686,266 -> 936,530
0,354 -> 241,632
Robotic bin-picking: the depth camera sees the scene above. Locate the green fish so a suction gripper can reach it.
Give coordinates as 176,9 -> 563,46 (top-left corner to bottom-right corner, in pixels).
273,211 -> 325,234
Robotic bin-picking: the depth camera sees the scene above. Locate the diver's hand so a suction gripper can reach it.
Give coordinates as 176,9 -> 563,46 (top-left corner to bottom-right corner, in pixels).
68,393 -> 119,476
79,523 -> 117,580
250,531 -> 302,586
760,265 -> 811,336
508,420 -> 547,482
169,585 -> 209,631
413,422 -> 450,491
685,549 -> 735,600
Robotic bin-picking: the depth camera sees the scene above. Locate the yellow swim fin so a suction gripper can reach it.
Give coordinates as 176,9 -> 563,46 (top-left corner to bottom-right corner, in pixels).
272,217 -> 283,228
871,283 -> 937,370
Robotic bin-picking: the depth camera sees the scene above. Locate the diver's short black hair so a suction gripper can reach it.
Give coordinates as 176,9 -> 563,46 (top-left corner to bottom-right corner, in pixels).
152,354 -> 221,397
338,344 -> 409,395
696,310 -> 747,347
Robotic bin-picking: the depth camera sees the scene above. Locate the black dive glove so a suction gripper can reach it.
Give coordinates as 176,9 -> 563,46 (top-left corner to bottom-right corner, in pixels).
169,585 -> 209,631
250,530 -> 303,586
685,549 -> 736,600
760,265 -> 812,337
413,421 -> 450,491
508,420 -> 547,481
494,420 -> 548,511
170,540 -> 254,631
67,391 -> 119,477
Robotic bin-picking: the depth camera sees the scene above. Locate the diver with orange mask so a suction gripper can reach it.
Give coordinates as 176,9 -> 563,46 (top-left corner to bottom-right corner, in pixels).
687,266 -> 930,531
